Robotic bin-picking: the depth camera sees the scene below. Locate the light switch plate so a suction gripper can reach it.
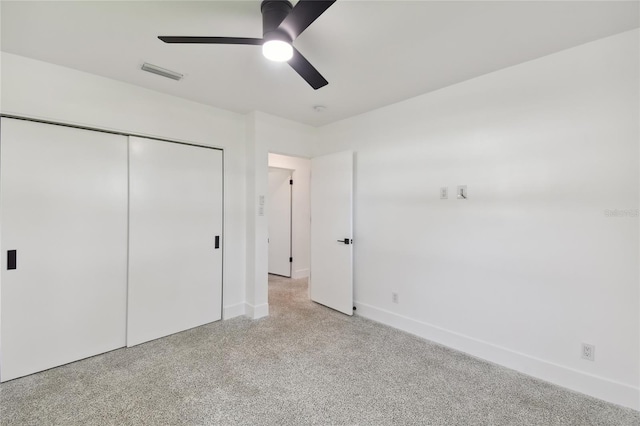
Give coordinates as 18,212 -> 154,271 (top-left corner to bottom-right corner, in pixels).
457,185 -> 467,199
440,187 -> 448,199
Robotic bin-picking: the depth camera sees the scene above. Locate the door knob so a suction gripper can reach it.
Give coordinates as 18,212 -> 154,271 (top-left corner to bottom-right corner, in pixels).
337,238 -> 352,245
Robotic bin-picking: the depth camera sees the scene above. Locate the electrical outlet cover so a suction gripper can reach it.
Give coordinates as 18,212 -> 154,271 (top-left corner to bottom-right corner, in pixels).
582,343 -> 595,361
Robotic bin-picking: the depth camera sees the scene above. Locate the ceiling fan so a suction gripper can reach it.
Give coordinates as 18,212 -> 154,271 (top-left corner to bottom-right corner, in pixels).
158,0 -> 335,90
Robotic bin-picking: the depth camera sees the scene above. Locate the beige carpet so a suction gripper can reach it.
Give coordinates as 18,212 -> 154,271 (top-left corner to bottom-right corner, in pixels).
1,274 -> 638,425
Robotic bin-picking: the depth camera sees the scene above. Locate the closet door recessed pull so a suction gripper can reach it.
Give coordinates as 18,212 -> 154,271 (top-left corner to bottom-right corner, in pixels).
7,250 -> 17,270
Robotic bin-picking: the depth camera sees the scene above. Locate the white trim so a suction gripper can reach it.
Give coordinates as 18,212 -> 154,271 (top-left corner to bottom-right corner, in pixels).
245,303 -> 269,320
0,113 -> 225,151
292,268 -> 309,279
354,301 -> 639,411
222,303 -> 246,320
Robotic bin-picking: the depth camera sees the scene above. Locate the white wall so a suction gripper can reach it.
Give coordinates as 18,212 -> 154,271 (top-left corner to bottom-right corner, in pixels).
315,30 -> 640,409
0,52 -> 248,319
4,28 -> 638,410
245,112 -> 315,318
268,153 -> 311,279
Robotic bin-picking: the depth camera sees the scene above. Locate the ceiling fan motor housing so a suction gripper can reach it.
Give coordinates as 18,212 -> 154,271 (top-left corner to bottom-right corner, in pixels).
158,0 -> 332,89
261,0 -> 293,42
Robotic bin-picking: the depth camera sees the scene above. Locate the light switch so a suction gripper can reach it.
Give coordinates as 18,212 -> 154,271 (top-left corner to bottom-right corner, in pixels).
440,187 -> 448,199
457,185 -> 467,199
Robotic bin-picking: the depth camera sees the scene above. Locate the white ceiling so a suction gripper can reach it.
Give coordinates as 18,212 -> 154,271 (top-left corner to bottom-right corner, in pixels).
1,1 -> 638,126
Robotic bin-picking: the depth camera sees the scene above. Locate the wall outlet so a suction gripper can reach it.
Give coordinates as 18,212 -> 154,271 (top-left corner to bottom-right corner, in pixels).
440,187 -> 448,199
581,343 -> 595,361
392,292 -> 399,304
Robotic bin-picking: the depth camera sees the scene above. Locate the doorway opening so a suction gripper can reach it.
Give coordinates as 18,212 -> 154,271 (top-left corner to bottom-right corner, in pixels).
267,153 -> 311,302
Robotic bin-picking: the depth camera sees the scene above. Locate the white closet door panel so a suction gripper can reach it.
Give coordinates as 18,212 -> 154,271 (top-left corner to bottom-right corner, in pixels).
128,137 -> 223,347
0,118 -> 128,381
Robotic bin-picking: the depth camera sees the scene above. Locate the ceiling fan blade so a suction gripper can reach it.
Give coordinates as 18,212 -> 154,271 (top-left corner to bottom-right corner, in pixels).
288,47 -> 328,90
277,0 -> 336,41
158,36 -> 263,45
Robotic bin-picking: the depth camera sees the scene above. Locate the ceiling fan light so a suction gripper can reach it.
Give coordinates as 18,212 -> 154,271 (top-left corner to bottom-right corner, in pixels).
262,40 -> 293,62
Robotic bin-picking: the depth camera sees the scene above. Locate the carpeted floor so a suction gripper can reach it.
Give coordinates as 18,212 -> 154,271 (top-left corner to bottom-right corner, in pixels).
1,275 -> 638,425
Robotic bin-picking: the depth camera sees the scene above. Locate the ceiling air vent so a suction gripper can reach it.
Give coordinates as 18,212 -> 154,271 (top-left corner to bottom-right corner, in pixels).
141,62 -> 183,81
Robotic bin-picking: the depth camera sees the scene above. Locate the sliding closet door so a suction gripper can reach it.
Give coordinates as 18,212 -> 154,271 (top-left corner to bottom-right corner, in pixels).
0,118 -> 128,381
127,137 -> 223,347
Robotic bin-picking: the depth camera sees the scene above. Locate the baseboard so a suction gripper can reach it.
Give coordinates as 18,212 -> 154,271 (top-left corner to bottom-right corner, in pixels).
245,303 -> 269,320
354,301 -> 639,411
292,268 -> 309,279
222,303 -> 246,320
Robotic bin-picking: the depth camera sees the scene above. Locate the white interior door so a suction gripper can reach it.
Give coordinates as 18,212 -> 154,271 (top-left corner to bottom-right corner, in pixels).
127,137 -> 223,347
0,118 -> 128,381
310,151 -> 353,315
268,168 -> 292,277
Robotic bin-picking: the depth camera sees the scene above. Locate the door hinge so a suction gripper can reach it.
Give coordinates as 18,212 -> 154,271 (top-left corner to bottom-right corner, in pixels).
289,179 -> 293,185
289,257 -> 293,263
